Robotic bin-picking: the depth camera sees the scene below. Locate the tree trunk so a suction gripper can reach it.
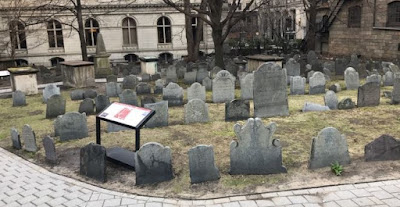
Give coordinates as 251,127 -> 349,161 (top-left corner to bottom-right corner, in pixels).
184,0 -> 196,62
76,0 -> 88,61
212,27 -> 224,69
306,0 -> 317,51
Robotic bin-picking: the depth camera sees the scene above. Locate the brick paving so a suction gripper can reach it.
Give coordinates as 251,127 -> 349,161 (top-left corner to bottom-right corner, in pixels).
1,147 -> 400,207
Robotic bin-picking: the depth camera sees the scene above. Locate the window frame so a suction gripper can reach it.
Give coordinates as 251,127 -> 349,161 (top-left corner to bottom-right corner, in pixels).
348,5 -> 362,28
122,17 -> 138,46
157,16 -> 172,44
9,20 -> 27,50
387,1 -> 400,27
47,20 -> 64,49
85,18 -> 100,47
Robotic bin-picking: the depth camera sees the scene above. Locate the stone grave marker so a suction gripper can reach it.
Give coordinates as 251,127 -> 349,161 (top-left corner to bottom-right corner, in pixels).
306,70 -> 314,83
357,82 -> 380,107
240,73 -> 254,100
211,66 -> 222,79
324,61 -> 335,72
105,82 -> 122,97
79,98 -> 95,115
166,66 -> 178,83
383,71 -> 394,86
212,70 -> 235,103
392,75 -> 400,104
122,75 -> 138,89
43,136 -> 57,164
184,99 -> 209,124
83,89 -> 97,99
136,82 -> 151,95
225,100 -> 250,121
324,90 -> 338,110
188,145 -> 220,183
151,73 -> 161,81
338,98 -> 355,110
22,124 -> 37,152
42,84 -> 60,103
196,68 -> 209,83
141,74 -> 151,82
163,82 -> 184,106
335,57 -> 349,75
202,77 -> 212,91
184,71 -> 197,85
307,50 -> 317,64
366,74 -> 382,85
140,96 -> 156,107
187,82 -> 206,102
328,83 -> 341,93
309,72 -> 326,94
57,112 -> 88,141
176,66 -> 186,79
70,89 -> 85,100
365,135 -> 400,161
290,76 -> 306,95
144,101 -> 168,128
46,94 -> 66,119
80,143 -> 106,182
95,95 -> 110,112
154,79 -> 165,94
106,75 -> 117,83
12,90 -> 26,107
302,102 -> 330,112
285,58 -> 300,77
347,54 -> 359,70
10,128 -> 21,149
119,89 -> 138,106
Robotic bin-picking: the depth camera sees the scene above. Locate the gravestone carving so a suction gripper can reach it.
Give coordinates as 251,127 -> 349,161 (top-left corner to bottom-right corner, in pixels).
22,124 -> 37,152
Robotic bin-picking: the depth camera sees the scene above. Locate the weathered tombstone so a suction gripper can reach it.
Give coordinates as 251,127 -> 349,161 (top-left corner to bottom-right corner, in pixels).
202,77 -> 212,91
105,82 -> 123,97
187,82 -> 206,102
357,82 -> 380,107
80,143 -> 106,182
225,100 -> 250,121
140,96 -> 156,107
176,66 -> 186,79
166,66 -> 178,83
383,71 -> 394,86
188,145 -> 220,183
338,98 -> 355,110
83,89 -> 97,99
324,90 -> 338,110
365,135 -> 400,161
70,89 -> 85,100
136,82 -> 151,95
285,58 -> 300,77
144,101 -> 168,128
42,84 -> 60,103
134,142 -> 173,185
309,127 -> 350,169
290,76 -> 306,95
347,54 -> 359,70
324,61 -> 335,72
57,112 -> 88,141
79,98 -> 95,115
122,75 -> 138,89
151,73 -> 161,81
196,68 -> 209,83
95,95 -> 110,112
10,128 -> 21,149
141,74 -> 151,82
184,71 -> 197,85
106,75 -> 117,83
344,67 -> 360,90
212,70 -> 236,103
302,102 -> 330,112
184,99 -> 209,124
307,50 -> 317,64
230,118 -> 287,174
22,124 -> 37,152
240,73 -> 254,100
335,58 -> 349,75
328,83 -> 342,93
154,79 -> 164,94
43,136 -> 57,164
163,82 -> 184,106
12,90 -> 26,107
46,94 -> 66,119
119,89 -> 138,106
311,60 -> 323,72
211,66 -> 222,79
323,68 -> 331,81
155,79 -> 166,87
366,74 -> 382,85
309,72 -> 326,95
254,63 -> 288,117
392,75 -> 400,104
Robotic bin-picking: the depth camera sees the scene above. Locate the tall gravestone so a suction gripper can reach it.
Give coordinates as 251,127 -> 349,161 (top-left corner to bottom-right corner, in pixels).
95,95 -> 110,113
392,75 -> 400,104
309,72 -> 326,94
46,94 -> 66,119
307,50 -> 317,64
42,84 -> 60,103
105,82 -> 122,97
163,82 -> 184,106
80,143 -> 107,182
357,82 -> 380,107
212,70 -> 235,103
187,82 -> 206,102
290,76 -> 306,95
12,90 -> 26,107
335,57 -> 349,75
184,71 -> 197,85
225,100 -> 250,121
184,99 -> 209,124
43,136 -> 57,164
94,33 -> 112,78
253,63 -> 288,117
57,112 -> 88,141
119,89 -> 138,106
285,58 -> 301,77
324,90 -> 338,110
188,145 -> 220,183
22,124 -> 37,152
10,128 -> 21,149
309,127 -> 350,169
240,73 -> 254,100
144,101 -> 168,128
230,118 -> 287,174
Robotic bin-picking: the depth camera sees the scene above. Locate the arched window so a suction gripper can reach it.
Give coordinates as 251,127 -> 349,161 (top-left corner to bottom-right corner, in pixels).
9,21 -> 27,50
85,18 -> 100,46
47,20 -> 64,48
191,17 -> 203,42
15,59 -> 28,66
387,1 -> 400,27
159,52 -> 173,63
157,17 -> 171,44
50,57 -> 65,67
124,54 -> 138,62
348,6 -> 361,28
122,17 -> 137,45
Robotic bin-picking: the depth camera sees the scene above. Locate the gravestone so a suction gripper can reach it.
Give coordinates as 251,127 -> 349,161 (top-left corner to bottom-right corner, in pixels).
309,127 -> 350,169
144,101 -> 168,128
338,98 -> 355,110
95,95 -> 110,112
254,63 -> 288,117
43,136 -> 57,164
324,90 -> 338,110
70,89 -> 85,100
106,75 -> 117,83
302,102 -> 330,112
57,112 -> 88,141
225,100 -> 250,121
155,79 -> 165,87
240,73 -> 254,100
309,72 -> 326,94
383,71 -> 394,86
176,66 -> 186,79
202,77 -> 212,91
105,82 -> 122,97
119,89 -> 138,106
184,71 -> 197,85
141,74 -> 151,82
10,128 -> 21,149
46,94 -> 66,119
166,66 -> 178,83
163,82 -> 184,106
134,142 -> 173,185
79,98 -> 95,115
307,50 -> 317,64
212,70 -> 236,103
366,74 -> 382,85
42,84 -> 60,103
306,70 -> 315,83
187,82 -> 206,102
230,118 -> 287,174
122,75 -> 138,89
392,76 -> 400,104
83,89 -> 97,99
290,76 -> 306,95
347,54 -> 359,70
140,96 -> 156,107
365,135 -> 400,161
80,143 -> 106,182
285,58 -> 300,77
22,124 -> 37,152
154,79 -> 165,94
184,99 -> 209,124
357,82 -> 380,107
328,83 -> 342,93
188,145 -> 220,183
151,73 -> 161,81
196,68 -> 209,83
344,67 -> 360,90
311,60 -> 323,72
335,58 -> 349,75
323,68 -> 331,81
211,66 -> 222,79
324,61 -> 335,72
12,90 -> 26,106
136,82 -> 151,95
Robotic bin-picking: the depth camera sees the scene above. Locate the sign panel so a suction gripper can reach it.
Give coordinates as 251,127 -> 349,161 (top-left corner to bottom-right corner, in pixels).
98,102 -> 152,128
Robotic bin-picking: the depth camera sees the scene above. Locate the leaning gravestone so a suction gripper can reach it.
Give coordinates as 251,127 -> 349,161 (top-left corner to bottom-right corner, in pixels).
79,98 -> 95,115
254,63 -> 288,117
12,90 -> 26,107
309,127 -> 350,169
302,102 -> 330,112
136,82 -> 151,95
95,95 -> 110,113
144,101 -> 168,128
225,100 -> 250,121
344,67 -> 360,90
309,72 -> 326,95
365,135 -> 400,161
10,128 -> 21,149
163,82 -> 184,106
154,85 -> 163,94
290,76 -> 306,95
134,142 -> 173,185
202,77 -> 212,91
83,89 -> 97,99
324,90 -> 338,110
184,99 -> 209,124
357,82 -> 380,107
212,70 -> 235,103
43,136 -> 57,164
166,66 -> 178,83
240,73 -> 254,100
106,75 -> 117,83
122,75 -> 138,89
119,89 -> 138,106
140,96 -> 156,107
184,71 -> 197,85
80,143 -> 106,182
57,112 -> 88,141
230,118 -> 287,174
383,71 -> 394,86
188,145 -> 220,183
285,58 -> 300,77
46,94 -> 66,119
338,98 -> 355,110
105,82 -> 122,97
22,124 -> 37,152
392,76 -> 400,104
70,89 -> 85,100
42,84 -> 60,103
187,82 -> 206,102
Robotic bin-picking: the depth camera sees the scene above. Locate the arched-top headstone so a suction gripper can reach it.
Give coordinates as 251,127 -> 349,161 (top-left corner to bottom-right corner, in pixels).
184,99 -> 209,124
95,95 -> 110,112
163,82 -> 183,106
144,101 -> 168,128
22,124 -> 37,152
119,89 -> 138,106
344,67 -> 360,90
240,73 -> 254,100
187,82 -> 206,102
122,75 -> 138,89
290,76 -> 306,95
57,112 -> 88,141
212,70 -> 236,103
12,90 -> 26,107
324,90 -> 338,110
46,94 -> 66,119
42,84 -> 60,103
188,145 -> 220,183
285,58 -> 300,77
309,72 -> 326,94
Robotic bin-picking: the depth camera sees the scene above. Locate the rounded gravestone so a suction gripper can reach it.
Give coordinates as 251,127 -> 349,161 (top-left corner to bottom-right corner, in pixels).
95,95 -> 110,113
83,89 -> 97,99
324,90 -> 338,110
122,75 -> 138,89
79,98 -> 95,115
46,94 -> 66,119
119,89 -> 138,106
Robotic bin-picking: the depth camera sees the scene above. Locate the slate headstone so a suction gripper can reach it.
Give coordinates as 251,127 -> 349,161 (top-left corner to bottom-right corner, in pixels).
151,73 -> 161,81
12,90 -> 26,107
290,76 -> 306,95
383,71 -> 394,86
338,98 -> 355,110
80,143 -> 106,182
46,94 -> 66,119
335,58 -> 349,75
144,101 -> 168,128
22,124 -> 37,152
357,82 -> 380,107
106,75 -> 117,83
225,100 -> 250,121
43,136 -> 57,164
307,50 -> 317,64
141,74 -> 151,82
83,89 -> 97,99
324,90 -> 338,110
57,112 -> 88,141
105,82 -> 122,97
365,135 -> 400,161
184,99 -> 209,124
211,66 -> 222,79
154,86 -> 163,94
392,76 -> 400,104
309,72 -> 326,94
184,71 -> 197,85
166,66 -> 178,83
240,73 -> 254,100
140,96 -> 156,107
306,70 -> 315,83
285,58 -> 300,77
163,82 -> 184,106
188,145 -> 220,183
136,82 -> 151,95
79,98 -> 95,115
119,89 -> 138,106
42,84 -> 61,103
70,89 -> 85,100
328,83 -> 342,93
187,82 -> 206,102
202,77 -> 212,91
10,128 -> 21,149
302,102 -> 330,112
95,95 -> 110,113
196,68 -> 209,83
122,75 -> 138,89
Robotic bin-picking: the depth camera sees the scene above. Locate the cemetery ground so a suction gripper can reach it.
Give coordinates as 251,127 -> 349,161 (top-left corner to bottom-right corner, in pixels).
1,77 -> 400,199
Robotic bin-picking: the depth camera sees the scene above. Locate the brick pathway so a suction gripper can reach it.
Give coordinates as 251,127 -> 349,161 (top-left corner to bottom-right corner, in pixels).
1,147 -> 400,207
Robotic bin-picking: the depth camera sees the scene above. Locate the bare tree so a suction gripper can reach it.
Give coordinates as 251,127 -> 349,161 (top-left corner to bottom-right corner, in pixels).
302,0 -> 319,51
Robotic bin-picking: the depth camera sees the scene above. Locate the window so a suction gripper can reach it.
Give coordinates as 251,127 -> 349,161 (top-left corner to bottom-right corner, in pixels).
191,17 -> 203,42
387,1 -> 400,27
15,59 -> 28,66
348,6 -> 361,28
122,17 -> 137,45
50,57 -> 65,67
124,54 -> 138,62
158,52 -> 173,64
85,18 -> 100,46
157,17 -> 171,44
47,20 -> 64,48
9,21 -> 27,50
